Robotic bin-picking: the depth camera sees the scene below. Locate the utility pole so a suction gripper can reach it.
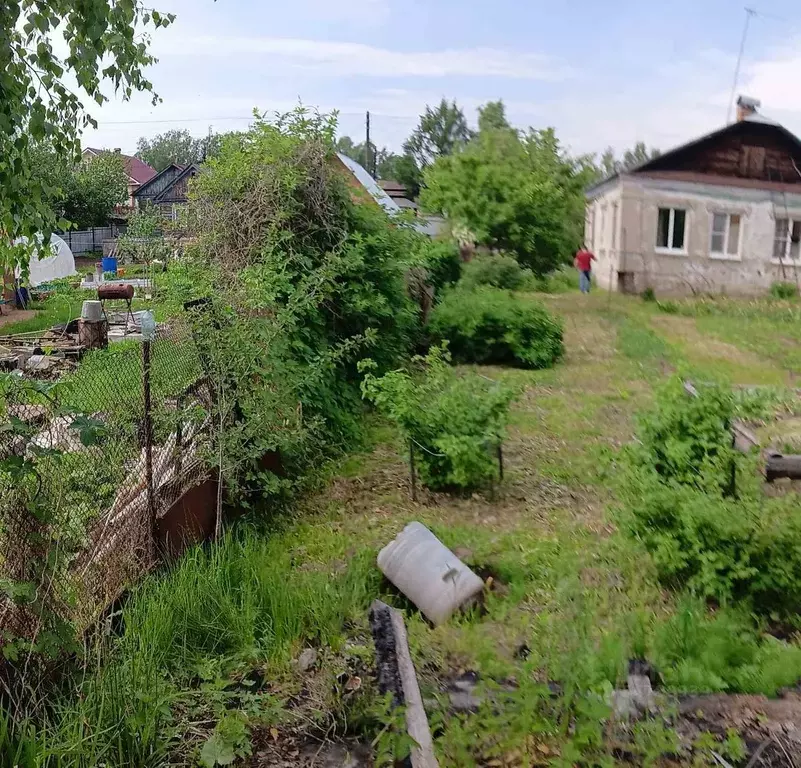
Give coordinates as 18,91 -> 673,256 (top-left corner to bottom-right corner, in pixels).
365,110 -> 374,177
727,7 -> 757,124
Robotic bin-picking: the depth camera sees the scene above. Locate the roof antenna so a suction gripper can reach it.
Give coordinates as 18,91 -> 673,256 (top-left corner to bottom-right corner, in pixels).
727,7 -> 757,124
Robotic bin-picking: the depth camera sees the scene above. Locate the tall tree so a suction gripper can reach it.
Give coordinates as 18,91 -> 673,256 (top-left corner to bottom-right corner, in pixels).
596,142 -> 661,178
478,100 -> 511,133
0,1 -> 174,272
136,129 -> 204,171
422,126 -> 582,274
403,99 -> 473,170
622,141 -> 660,170
30,146 -> 128,229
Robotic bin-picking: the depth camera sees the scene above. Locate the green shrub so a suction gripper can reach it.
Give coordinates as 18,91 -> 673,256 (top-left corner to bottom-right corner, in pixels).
360,346 -> 517,490
429,286 -> 564,369
629,377 -> 736,494
163,109 -> 419,503
412,239 -> 462,293
641,287 -> 656,302
460,253 -> 532,291
770,281 -> 797,299
535,266 -> 579,294
622,376 -> 801,616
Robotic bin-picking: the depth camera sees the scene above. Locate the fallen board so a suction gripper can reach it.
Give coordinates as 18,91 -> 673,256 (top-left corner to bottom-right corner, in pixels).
369,600 -> 438,768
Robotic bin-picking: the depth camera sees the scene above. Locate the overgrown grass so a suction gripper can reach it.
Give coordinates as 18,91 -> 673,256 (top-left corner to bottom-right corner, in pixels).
4,525 -> 381,766
10,290 -> 801,765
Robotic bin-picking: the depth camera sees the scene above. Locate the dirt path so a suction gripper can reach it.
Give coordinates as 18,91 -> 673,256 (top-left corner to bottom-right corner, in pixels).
0,307 -> 35,329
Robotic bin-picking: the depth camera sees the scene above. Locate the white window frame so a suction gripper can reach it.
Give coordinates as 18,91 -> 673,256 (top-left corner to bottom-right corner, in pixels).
772,216 -> 801,265
709,211 -> 742,261
655,207 -> 688,255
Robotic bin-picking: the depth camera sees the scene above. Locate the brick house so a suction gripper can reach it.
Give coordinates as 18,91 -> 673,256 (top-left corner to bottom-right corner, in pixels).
585,96 -> 801,295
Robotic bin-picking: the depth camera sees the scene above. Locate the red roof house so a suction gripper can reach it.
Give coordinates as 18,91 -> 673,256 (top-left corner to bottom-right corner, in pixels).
82,148 -> 157,206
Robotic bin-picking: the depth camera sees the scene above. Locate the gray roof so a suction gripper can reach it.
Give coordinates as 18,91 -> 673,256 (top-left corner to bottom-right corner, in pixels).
337,153 -> 400,214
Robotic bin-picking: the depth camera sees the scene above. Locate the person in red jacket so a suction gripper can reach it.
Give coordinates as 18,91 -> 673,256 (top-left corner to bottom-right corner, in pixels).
574,246 -> 596,294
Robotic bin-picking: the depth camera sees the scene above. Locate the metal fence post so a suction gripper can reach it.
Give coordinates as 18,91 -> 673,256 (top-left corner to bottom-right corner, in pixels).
409,439 -> 417,502
142,338 -> 157,563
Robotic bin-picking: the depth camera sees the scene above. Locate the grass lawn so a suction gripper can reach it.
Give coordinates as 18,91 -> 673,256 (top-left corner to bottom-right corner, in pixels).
9,289 -> 801,766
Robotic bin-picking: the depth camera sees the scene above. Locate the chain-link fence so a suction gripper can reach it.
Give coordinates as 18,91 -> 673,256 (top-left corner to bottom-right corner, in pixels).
0,320 -> 212,645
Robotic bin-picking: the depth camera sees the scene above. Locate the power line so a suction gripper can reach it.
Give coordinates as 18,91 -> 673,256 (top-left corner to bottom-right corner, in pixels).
727,7 -> 757,124
94,111 -> 415,127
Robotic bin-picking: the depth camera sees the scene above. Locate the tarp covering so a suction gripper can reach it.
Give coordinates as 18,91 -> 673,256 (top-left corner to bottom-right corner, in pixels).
16,234 -> 77,287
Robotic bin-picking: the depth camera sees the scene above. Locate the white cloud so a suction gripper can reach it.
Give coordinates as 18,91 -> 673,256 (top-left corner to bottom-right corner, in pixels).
156,36 -> 570,80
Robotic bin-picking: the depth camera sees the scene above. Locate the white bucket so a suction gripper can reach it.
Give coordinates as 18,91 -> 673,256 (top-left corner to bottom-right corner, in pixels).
377,522 -> 485,626
81,300 -> 103,321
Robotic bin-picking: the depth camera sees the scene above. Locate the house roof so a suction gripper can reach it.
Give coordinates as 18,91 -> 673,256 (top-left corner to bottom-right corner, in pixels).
337,153 -> 401,214
132,163 -> 201,203
378,180 -> 407,195
585,111 -> 801,195
83,147 -> 157,185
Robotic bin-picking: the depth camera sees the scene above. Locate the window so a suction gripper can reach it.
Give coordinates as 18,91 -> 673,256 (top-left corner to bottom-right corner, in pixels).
710,212 -> 741,258
656,207 -> 687,251
773,218 -> 801,262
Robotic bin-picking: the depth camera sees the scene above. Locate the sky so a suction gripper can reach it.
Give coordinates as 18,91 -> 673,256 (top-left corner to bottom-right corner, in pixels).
81,1 -> 801,161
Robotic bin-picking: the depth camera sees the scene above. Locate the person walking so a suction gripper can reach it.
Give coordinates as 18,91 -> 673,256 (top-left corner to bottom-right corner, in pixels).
574,245 -> 596,294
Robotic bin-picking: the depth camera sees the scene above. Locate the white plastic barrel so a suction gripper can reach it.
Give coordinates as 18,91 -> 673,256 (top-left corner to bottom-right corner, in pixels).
377,522 -> 485,626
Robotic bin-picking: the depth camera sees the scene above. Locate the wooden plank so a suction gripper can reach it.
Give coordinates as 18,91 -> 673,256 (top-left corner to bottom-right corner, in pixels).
369,600 -> 439,768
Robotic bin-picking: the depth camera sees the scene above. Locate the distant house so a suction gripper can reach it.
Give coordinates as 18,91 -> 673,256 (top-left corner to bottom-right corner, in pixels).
82,148 -> 157,207
586,95 -> 801,296
335,154 -> 445,237
132,163 -> 200,219
378,180 -> 419,213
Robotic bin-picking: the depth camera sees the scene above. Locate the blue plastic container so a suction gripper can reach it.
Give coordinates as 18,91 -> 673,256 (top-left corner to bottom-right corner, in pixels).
101,256 -> 118,275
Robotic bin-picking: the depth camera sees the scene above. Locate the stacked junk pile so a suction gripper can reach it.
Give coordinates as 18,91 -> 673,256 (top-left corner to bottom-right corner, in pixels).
0,297 -> 220,651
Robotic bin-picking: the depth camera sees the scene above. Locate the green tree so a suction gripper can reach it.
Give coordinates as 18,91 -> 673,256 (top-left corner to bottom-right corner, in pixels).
136,129 -> 204,171
67,151 -> 129,228
478,100 -> 511,133
421,126 -> 581,274
595,142 -> 660,179
336,135 -> 373,171
29,145 -> 128,229
0,1 -> 173,273
403,99 -> 472,170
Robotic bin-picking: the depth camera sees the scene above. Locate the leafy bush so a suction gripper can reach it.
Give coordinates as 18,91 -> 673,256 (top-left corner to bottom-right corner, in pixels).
622,376 -> 801,615
770,281 -> 797,299
641,287 -> 656,302
535,266 -> 579,293
167,108 -> 419,502
360,346 -> 516,490
460,253 -> 532,291
629,377 -> 736,494
412,239 -> 462,293
429,286 -> 564,369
